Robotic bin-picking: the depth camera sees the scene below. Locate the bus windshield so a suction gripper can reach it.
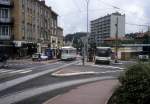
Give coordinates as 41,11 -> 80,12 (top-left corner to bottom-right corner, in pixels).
96,48 -> 111,57
62,50 -> 68,54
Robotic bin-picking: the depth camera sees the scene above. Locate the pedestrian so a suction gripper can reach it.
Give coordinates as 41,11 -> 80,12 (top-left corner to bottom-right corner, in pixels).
0,54 -> 9,68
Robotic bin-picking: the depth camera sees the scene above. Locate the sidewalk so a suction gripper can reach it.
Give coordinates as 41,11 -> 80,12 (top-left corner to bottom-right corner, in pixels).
43,80 -> 118,104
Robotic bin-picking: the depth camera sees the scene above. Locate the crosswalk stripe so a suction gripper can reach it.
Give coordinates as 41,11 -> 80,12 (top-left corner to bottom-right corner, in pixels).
20,70 -> 32,74
0,69 -> 32,74
91,64 -> 125,70
0,69 -> 12,73
75,62 -> 125,70
9,70 -> 26,74
8,63 -> 34,66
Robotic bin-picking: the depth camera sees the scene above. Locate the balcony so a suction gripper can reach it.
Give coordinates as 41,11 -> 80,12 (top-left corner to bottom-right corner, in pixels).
0,0 -> 13,8
0,35 -> 11,40
0,18 -> 14,25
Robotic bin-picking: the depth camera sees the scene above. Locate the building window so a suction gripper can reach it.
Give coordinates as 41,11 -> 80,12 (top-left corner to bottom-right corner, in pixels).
0,8 -> 9,18
0,26 -> 10,36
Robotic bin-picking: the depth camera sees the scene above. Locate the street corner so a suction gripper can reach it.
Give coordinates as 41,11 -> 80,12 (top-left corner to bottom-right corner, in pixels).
51,68 -> 97,77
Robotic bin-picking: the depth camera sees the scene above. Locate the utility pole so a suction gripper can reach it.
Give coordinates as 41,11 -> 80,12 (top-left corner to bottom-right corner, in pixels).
81,37 -> 85,66
82,0 -> 90,66
86,0 -> 90,62
115,16 -> 119,63
148,26 -> 150,34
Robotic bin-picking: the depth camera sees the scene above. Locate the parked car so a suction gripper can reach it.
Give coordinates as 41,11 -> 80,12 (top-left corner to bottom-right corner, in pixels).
138,54 -> 149,61
40,53 -> 48,60
32,53 -> 48,61
32,53 -> 41,61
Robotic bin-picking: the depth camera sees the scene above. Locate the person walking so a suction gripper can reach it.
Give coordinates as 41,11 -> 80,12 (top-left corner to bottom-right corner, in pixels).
0,54 -> 9,68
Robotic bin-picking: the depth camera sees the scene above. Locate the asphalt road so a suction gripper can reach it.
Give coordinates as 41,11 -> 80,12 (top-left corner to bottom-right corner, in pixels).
0,61 -> 70,82
0,59 -> 134,104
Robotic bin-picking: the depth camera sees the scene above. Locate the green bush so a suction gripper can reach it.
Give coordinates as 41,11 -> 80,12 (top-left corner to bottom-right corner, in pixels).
108,62 -> 150,104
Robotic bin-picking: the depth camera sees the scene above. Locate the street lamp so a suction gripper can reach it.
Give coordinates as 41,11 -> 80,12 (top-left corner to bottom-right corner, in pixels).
115,16 -> 119,63
86,0 -> 90,62
82,0 -> 90,66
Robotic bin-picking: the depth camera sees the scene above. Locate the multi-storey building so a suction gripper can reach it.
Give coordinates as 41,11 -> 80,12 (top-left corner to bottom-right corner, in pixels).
90,12 -> 125,46
57,27 -> 64,48
0,0 -> 63,57
0,0 -> 13,41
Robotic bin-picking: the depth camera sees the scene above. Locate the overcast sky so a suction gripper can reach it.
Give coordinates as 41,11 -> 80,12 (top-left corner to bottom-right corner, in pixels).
45,0 -> 150,35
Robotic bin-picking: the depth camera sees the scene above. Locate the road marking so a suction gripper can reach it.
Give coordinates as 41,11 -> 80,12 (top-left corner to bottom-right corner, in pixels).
52,71 -> 96,77
0,69 -> 13,73
7,61 -> 61,66
0,61 -> 79,92
97,70 -> 124,74
75,62 -> 125,70
9,70 -> 25,74
9,70 -> 32,74
90,64 -> 125,70
21,62 -> 62,71
0,69 -> 32,74
8,63 -> 34,66
20,70 -> 32,74
0,76 -> 117,104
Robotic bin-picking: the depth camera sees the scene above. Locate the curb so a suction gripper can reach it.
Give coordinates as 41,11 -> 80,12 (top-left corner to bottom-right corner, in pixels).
104,82 -> 119,104
104,91 -> 114,104
48,60 -> 59,63
38,59 -> 59,64
51,69 -> 124,77
51,71 -> 98,77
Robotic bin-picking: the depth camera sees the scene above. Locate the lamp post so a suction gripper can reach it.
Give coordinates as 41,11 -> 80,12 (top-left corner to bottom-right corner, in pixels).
81,0 -> 90,66
86,0 -> 90,62
115,16 -> 119,63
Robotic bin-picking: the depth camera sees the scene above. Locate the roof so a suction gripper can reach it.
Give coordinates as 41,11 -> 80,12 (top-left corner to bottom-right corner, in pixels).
62,46 -> 76,50
97,47 -> 111,49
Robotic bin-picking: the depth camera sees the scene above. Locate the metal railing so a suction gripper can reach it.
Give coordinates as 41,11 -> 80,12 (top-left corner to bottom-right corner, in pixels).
0,18 -> 13,23
0,35 -> 11,40
0,0 -> 11,5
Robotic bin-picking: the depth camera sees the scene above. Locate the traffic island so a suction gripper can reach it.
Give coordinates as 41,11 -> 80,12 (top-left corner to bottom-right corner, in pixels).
52,70 -> 96,77
51,65 -> 98,77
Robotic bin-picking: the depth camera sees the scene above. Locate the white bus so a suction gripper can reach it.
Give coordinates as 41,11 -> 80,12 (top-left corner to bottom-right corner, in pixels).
61,46 -> 77,60
95,47 -> 112,64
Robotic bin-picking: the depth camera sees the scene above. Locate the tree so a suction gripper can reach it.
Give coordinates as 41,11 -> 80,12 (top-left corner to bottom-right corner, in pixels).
143,33 -> 150,53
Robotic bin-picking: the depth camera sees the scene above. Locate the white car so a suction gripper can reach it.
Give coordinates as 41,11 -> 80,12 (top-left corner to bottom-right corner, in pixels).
40,53 -> 48,60
32,53 -> 48,61
138,54 -> 149,61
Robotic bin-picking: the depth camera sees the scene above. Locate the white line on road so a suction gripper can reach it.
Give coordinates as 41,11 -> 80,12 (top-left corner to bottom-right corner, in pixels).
96,70 -> 124,74
0,61 -> 79,92
0,69 -> 13,73
52,70 -> 124,77
0,69 -> 32,74
0,76 -> 117,104
21,61 -> 62,71
9,70 -> 32,74
20,70 -> 32,74
91,64 -> 125,70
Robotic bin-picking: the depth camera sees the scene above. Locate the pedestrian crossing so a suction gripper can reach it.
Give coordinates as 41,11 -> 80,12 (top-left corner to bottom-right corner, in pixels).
0,69 -> 32,75
75,62 -> 125,70
7,63 -> 36,66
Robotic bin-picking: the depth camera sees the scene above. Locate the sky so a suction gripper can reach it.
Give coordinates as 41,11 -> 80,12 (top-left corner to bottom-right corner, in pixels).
45,0 -> 150,35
